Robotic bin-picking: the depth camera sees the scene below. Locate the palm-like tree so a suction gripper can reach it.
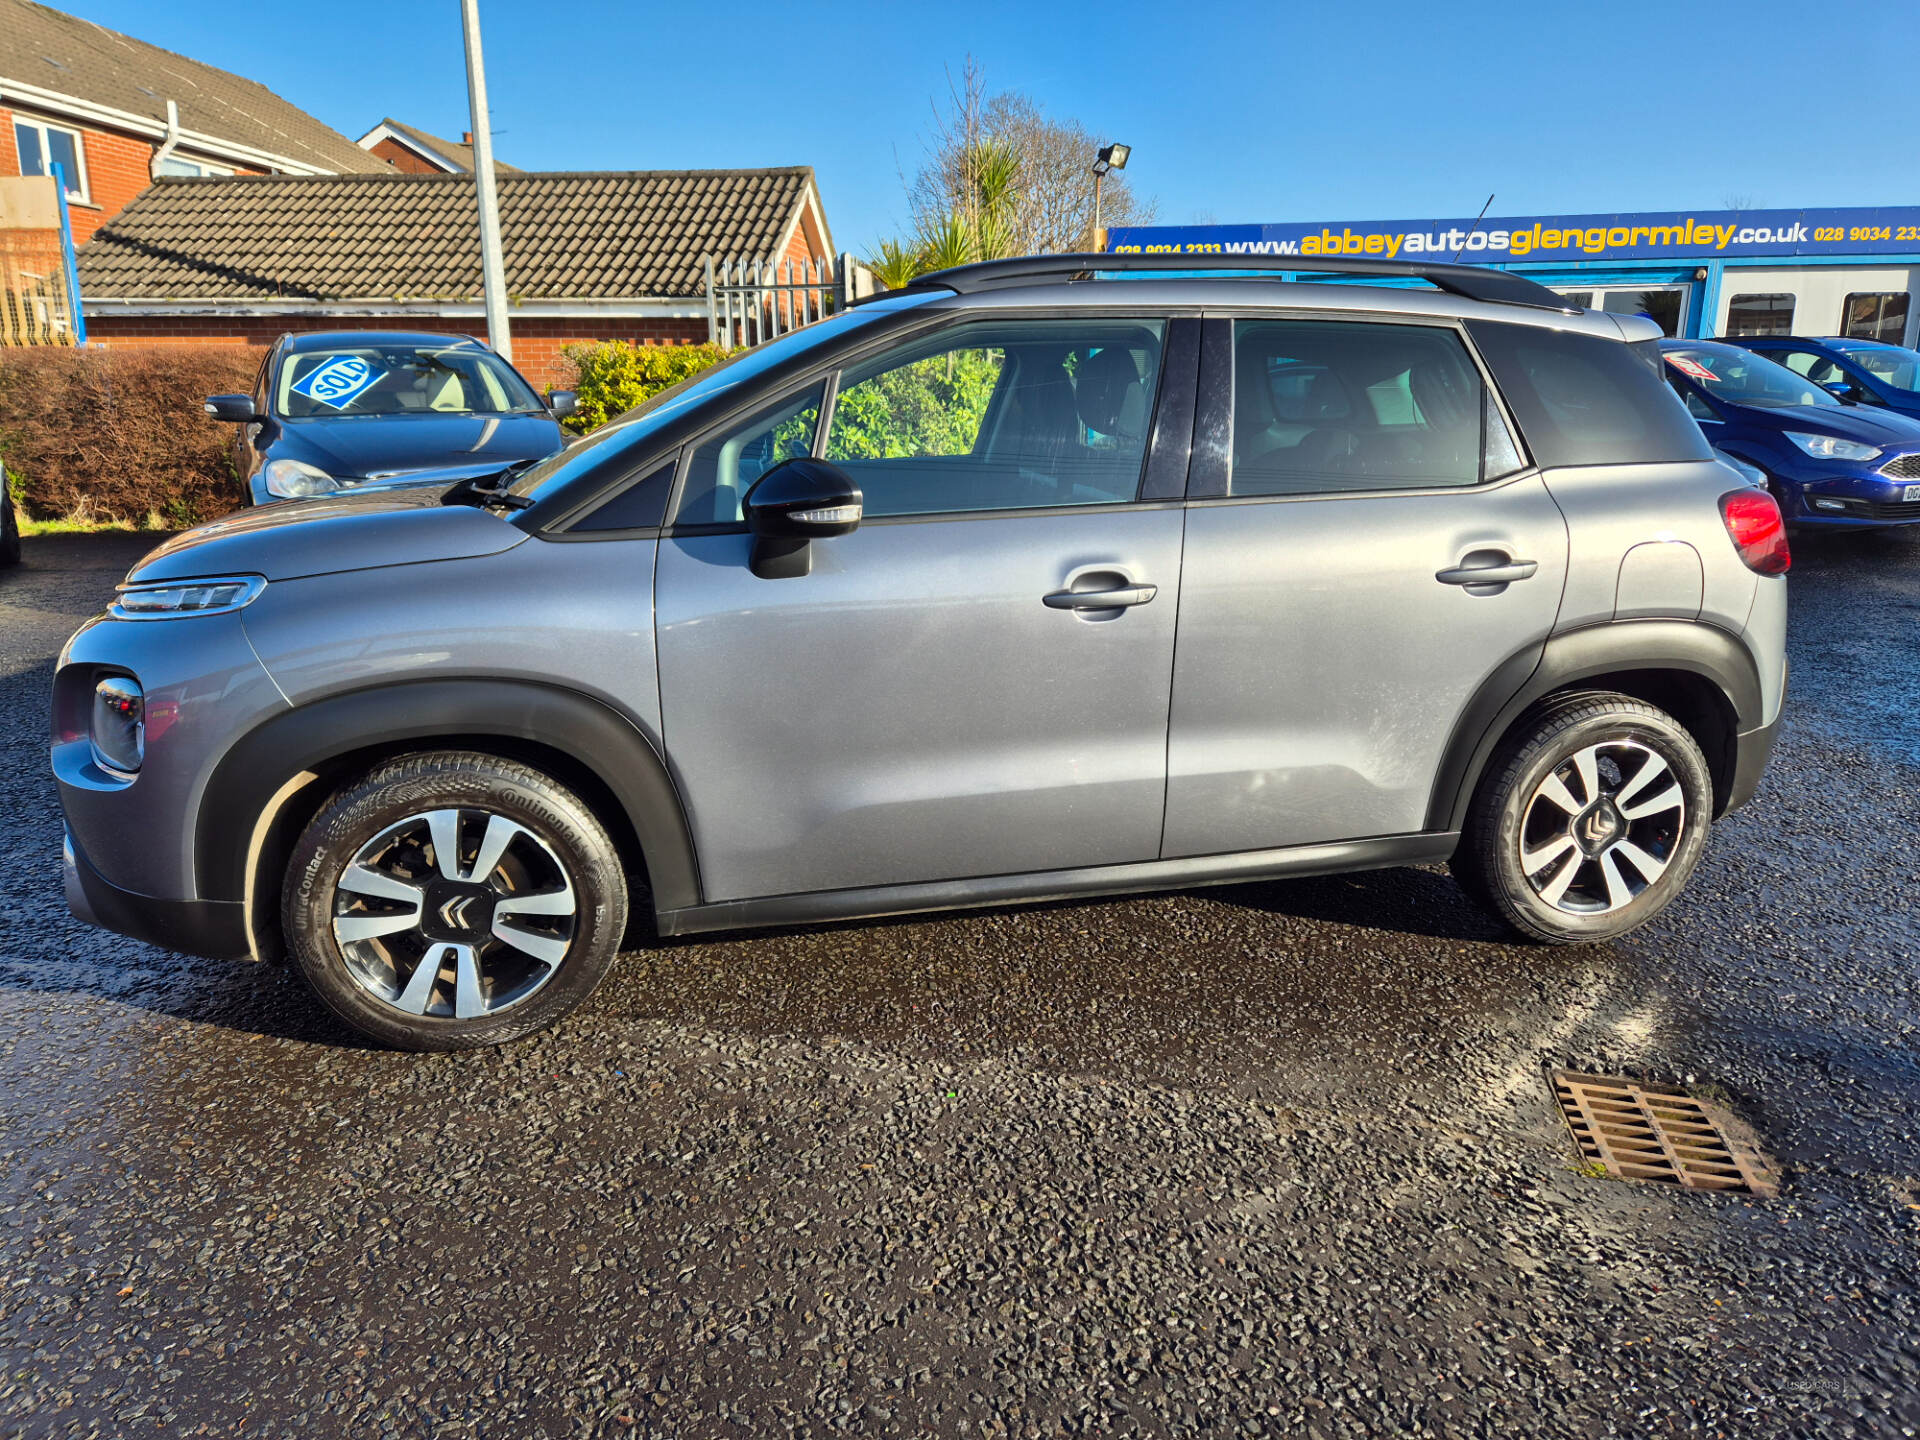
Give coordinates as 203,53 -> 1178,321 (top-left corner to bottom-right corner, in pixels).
868,139 -> 1023,289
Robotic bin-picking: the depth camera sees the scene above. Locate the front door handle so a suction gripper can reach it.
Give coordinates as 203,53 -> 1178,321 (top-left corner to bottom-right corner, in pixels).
1436,552 -> 1538,592
1043,583 -> 1158,610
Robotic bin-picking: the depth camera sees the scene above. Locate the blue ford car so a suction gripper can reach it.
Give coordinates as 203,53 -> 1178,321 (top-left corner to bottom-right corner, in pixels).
1726,335 -> 1920,421
1660,339 -> 1920,527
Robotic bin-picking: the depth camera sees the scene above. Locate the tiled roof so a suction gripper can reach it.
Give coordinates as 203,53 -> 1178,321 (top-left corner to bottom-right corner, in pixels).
78,168 -> 820,302
0,0 -> 387,173
364,118 -> 520,175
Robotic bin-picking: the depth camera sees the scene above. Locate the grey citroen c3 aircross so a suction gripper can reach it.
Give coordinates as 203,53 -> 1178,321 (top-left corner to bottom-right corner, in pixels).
54,254 -> 1788,1050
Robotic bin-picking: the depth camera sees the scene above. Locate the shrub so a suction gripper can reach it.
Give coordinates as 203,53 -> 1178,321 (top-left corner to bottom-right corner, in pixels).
0,345 -> 256,526
557,341 -> 733,433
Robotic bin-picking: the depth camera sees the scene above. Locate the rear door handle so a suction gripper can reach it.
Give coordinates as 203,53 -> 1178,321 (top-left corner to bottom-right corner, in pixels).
1043,583 -> 1158,610
1436,555 -> 1538,588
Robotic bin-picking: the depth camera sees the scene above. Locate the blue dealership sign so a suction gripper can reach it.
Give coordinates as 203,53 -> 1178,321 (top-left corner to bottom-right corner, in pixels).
1108,207 -> 1920,264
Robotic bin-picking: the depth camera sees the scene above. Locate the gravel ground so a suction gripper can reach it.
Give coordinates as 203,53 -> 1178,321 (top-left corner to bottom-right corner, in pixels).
1,528 -> 1917,1439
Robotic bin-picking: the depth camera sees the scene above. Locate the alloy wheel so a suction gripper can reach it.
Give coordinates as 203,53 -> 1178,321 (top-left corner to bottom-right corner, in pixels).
331,808 -> 578,1020
1517,739 -> 1686,916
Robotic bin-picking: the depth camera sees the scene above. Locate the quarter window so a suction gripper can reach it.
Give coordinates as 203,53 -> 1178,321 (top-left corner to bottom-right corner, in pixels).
1725,294 -> 1795,336
676,384 -> 825,526
821,318 -> 1166,518
1229,320 -> 1518,495
12,117 -> 87,201
1467,322 -> 1711,468
1841,292 -> 1910,344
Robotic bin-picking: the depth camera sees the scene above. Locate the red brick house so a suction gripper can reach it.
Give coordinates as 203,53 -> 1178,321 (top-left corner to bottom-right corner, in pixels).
76,168 -> 837,385
355,118 -> 520,176
0,0 -> 389,244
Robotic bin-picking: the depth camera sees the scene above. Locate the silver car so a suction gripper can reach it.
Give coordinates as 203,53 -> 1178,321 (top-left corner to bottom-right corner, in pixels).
54,255 -> 1789,1050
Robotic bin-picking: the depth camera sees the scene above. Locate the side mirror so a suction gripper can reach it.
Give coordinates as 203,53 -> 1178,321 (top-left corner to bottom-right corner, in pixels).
203,393 -> 259,423
743,457 -> 862,579
546,389 -> 577,419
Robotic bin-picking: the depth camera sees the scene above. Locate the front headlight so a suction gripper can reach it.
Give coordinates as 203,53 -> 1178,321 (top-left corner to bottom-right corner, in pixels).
262,457 -> 340,498
111,575 -> 266,619
1784,431 -> 1881,462
90,675 -> 144,776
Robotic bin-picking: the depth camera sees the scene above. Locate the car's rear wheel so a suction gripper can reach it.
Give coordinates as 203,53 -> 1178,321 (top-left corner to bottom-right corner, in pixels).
283,751 -> 628,1050
1452,692 -> 1713,944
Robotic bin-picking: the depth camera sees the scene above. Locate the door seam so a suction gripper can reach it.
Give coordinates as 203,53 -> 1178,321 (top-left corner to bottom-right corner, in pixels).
1154,502 -> 1190,861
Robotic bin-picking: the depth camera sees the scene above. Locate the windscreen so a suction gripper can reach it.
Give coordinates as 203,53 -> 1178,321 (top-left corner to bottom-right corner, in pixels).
1664,345 -> 1839,410
276,343 -> 543,419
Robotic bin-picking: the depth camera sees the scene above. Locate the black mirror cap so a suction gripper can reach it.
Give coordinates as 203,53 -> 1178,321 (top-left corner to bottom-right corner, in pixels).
203,393 -> 258,423
547,389 -> 578,419
744,457 -> 863,538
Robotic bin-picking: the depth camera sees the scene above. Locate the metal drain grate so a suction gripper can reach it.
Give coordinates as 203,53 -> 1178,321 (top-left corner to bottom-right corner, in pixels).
1550,1070 -> 1778,1197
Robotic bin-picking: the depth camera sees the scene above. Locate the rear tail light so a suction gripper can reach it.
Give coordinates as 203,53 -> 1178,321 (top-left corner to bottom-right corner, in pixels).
1719,489 -> 1790,575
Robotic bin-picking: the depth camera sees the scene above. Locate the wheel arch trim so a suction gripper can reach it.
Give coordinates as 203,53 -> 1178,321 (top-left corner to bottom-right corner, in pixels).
195,678 -> 702,914
1427,619 -> 1763,833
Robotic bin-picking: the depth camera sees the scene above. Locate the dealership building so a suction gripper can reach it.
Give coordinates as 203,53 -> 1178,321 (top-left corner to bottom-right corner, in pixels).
1107,206 -> 1920,346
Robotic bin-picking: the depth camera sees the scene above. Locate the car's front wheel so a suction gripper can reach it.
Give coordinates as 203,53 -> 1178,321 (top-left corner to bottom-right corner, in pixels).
1452,692 -> 1713,944
283,751 -> 628,1050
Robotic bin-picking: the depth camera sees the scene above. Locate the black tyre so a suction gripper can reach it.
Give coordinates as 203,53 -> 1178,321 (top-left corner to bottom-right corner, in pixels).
283,751 -> 628,1050
1451,692 -> 1713,945
0,494 -> 20,568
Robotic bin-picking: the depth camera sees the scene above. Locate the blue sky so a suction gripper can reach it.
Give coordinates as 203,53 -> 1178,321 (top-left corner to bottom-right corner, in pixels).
72,0 -> 1920,254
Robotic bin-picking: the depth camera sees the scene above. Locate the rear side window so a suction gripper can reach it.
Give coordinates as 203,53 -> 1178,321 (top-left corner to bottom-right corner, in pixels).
1229,319 -> 1524,496
1466,321 -> 1711,468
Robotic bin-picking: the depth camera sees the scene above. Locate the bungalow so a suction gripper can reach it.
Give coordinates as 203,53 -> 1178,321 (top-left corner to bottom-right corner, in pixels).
75,166 -> 836,385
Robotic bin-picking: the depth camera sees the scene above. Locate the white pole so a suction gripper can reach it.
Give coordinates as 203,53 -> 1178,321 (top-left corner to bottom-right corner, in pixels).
460,0 -> 511,360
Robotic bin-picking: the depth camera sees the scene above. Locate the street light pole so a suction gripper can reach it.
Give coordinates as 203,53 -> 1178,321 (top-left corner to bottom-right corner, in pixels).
460,0 -> 511,360
1089,143 -> 1130,254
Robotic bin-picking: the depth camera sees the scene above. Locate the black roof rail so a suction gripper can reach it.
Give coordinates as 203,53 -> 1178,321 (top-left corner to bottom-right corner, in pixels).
896,251 -> 1575,312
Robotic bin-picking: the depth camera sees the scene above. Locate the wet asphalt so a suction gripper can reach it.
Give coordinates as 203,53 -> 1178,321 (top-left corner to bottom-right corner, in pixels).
0,528 -> 1917,1439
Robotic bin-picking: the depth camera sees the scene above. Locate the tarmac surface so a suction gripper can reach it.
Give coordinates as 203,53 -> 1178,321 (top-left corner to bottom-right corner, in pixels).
1,528 -> 1917,1439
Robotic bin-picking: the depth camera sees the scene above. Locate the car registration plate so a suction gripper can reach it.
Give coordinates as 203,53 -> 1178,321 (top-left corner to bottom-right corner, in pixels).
1906,484 -> 1920,502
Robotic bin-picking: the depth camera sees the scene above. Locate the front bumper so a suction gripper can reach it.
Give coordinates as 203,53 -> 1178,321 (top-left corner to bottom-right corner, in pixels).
1783,467 -> 1920,526
63,828 -> 249,958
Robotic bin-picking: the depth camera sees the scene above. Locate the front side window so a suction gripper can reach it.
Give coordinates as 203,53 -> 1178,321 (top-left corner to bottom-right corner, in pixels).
1230,320 -> 1516,495
1725,293 -> 1795,336
1830,339 -> 1920,394
13,117 -> 87,200
1768,347 -> 1852,389
821,318 -> 1165,518
1841,292 -> 1910,344
274,343 -> 543,419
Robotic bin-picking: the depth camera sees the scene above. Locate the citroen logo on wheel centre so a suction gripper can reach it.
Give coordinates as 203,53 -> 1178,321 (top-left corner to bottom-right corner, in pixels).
438,893 -> 481,931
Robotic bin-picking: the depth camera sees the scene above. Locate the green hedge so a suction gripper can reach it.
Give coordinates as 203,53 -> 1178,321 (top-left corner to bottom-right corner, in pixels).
558,341 -> 734,433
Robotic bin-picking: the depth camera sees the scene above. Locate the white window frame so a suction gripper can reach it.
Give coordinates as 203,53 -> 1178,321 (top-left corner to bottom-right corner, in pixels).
154,154 -> 235,178
12,114 -> 89,201
1552,284 -> 1690,338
